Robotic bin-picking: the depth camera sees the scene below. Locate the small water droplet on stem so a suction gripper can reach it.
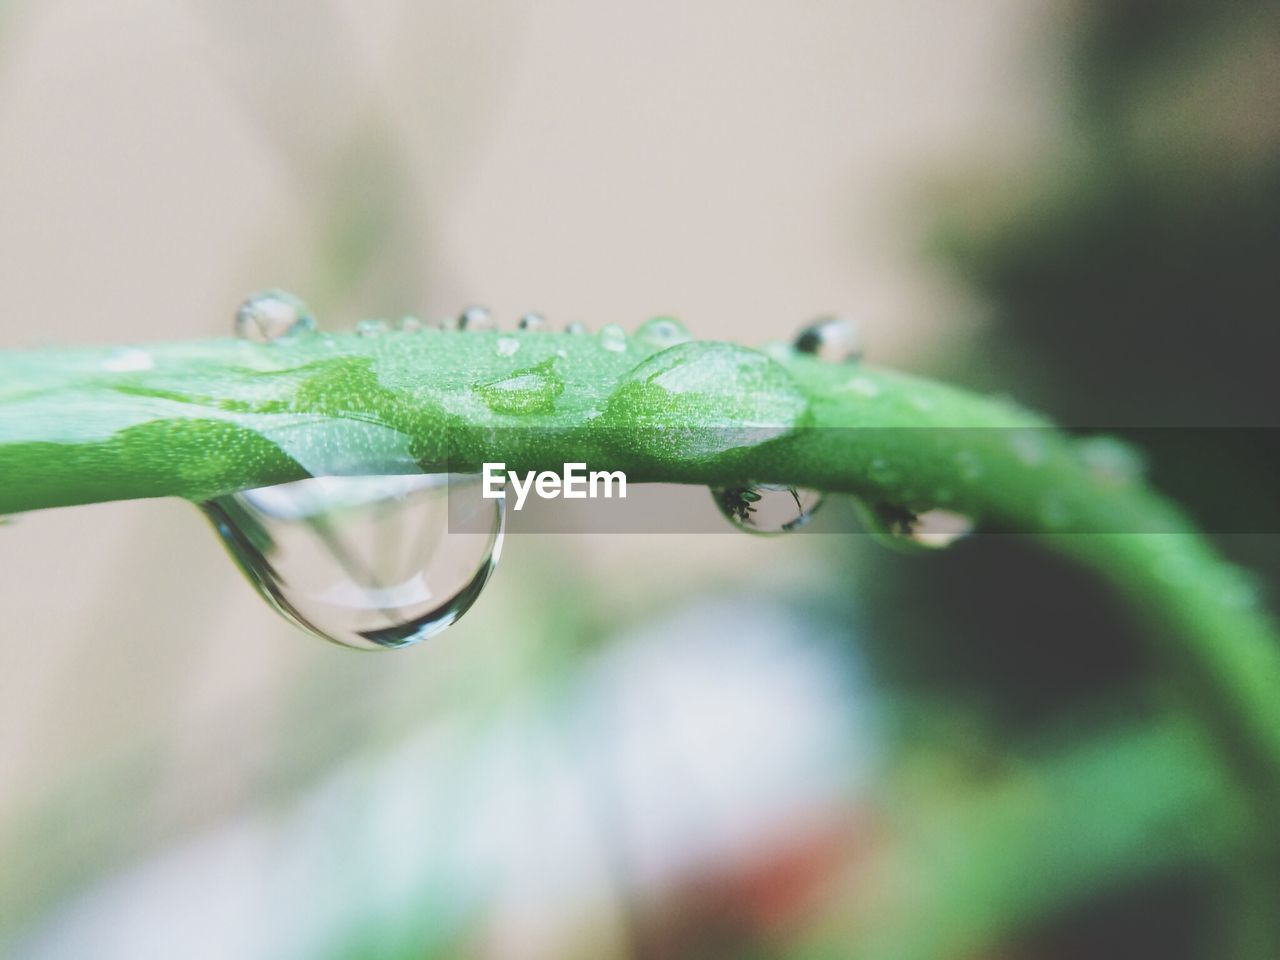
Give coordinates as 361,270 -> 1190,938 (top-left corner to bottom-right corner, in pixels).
793,315 -> 861,363
235,290 -> 316,342
458,306 -> 495,331
599,324 -> 628,353
635,316 -> 691,348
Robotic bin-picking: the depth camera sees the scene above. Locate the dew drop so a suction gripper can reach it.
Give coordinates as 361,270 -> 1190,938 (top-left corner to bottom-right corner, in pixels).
711,484 -> 823,534
909,509 -> 975,548
1009,429 -> 1048,467
1220,573 -> 1261,610
356,319 -> 389,337
234,290 -> 316,342
458,306 -> 494,331
868,457 -> 896,484
635,316 -> 691,349
474,358 -> 564,415
600,342 -> 810,462
1077,435 -> 1145,486
858,502 -> 973,551
203,474 -> 504,650
841,376 -> 881,398
909,393 -> 935,413
793,315 -> 861,363
1039,493 -> 1072,530
496,336 -> 520,357
397,315 -> 424,332
599,323 -> 628,353
103,348 -> 154,373
954,449 -> 984,482
518,312 -> 547,331
565,322 -> 588,336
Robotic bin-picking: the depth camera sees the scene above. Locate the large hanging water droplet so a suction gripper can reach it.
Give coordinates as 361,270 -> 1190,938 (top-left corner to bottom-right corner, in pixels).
711,484 -> 824,534
473,359 -> 564,415
635,316 -> 691,349
857,502 -> 973,551
234,290 -> 316,342
793,315 -> 861,363
203,474 -> 504,650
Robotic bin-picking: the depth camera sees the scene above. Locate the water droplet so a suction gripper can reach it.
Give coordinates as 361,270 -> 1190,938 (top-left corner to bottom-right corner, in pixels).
841,376 -> 881,398
565,322 -> 588,336
496,336 -> 520,357
1039,494 -> 1072,529
1220,573 -> 1261,610
600,343 -> 810,462
909,393 -> 935,413
474,358 -> 565,415
235,290 -> 316,342
203,474 -> 504,650
518,312 -> 547,331
356,319 -> 389,337
1077,435 -> 1145,486
1153,551 -> 1196,587
458,306 -> 494,331
397,315 -> 423,332
103,348 -> 154,372
858,502 -> 973,551
635,316 -> 691,349
793,315 -> 861,362
1009,429 -> 1048,467
868,457 -> 896,484
711,484 -> 823,534
954,449 -> 984,482
599,324 -> 628,353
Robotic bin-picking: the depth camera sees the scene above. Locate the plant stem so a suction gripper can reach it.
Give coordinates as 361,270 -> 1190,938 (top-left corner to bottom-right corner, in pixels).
2,329 -> 1278,812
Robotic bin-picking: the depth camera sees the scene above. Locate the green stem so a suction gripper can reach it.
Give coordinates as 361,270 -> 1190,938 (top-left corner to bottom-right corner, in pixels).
2,329 -> 1278,810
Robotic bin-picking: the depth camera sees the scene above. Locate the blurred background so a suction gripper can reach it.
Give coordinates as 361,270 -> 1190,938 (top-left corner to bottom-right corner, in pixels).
1,0 -> 1277,957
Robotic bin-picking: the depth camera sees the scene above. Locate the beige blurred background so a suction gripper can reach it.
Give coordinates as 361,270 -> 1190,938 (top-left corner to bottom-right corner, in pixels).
0,0 -> 1065,954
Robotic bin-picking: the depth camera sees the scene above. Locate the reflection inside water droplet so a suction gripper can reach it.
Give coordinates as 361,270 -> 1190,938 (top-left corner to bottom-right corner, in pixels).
711,484 -> 824,534
858,502 -> 973,551
793,315 -> 861,363
234,290 -> 316,342
203,474 -> 504,650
